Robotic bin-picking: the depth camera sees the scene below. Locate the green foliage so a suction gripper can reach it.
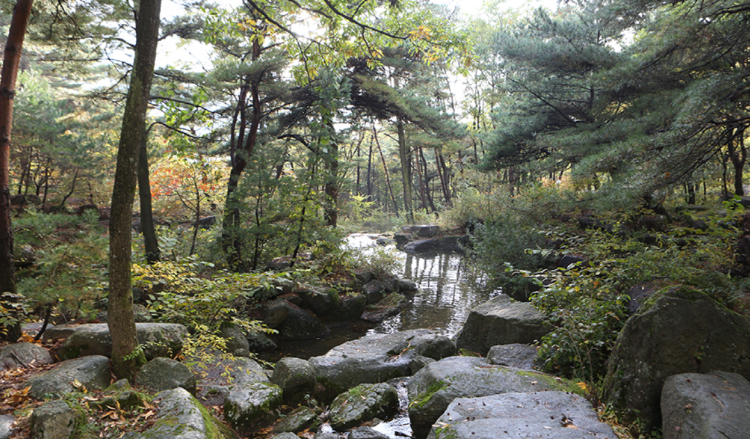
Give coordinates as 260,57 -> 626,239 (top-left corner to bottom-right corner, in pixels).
14,210 -> 108,323
132,257 -> 285,329
351,246 -> 401,279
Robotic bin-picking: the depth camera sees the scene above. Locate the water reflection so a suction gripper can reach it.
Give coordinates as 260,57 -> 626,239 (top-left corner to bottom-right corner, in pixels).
345,233 -> 497,338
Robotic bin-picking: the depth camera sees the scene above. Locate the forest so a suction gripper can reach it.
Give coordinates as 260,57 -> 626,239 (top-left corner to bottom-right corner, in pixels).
1,0 -> 750,437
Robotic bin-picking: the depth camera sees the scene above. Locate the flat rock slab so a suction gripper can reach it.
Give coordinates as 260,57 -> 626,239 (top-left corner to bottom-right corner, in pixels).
486,344 -> 538,370
0,414 -> 13,439
27,355 -> 111,399
0,342 -> 52,371
56,323 -> 188,360
455,294 -> 551,356
309,329 -> 457,396
426,392 -> 616,439
661,371 -> 750,439
404,239 -> 440,253
408,356 -> 573,439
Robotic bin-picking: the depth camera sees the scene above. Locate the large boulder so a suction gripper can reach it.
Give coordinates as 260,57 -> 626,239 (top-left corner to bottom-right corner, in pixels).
454,294 -> 551,355
57,323 -> 188,360
272,406 -> 319,434
309,330 -> 456,397
328,293 -> 367,322
134,357 -> 197,395
193,354 -> 270,406
0,342 -> 52,371
271,357 -> 316,402
426,392 -> 616,439
329,383 -> 399,430
30,400 -> 76,439
486,344 -> 538,370
349,426 -> 390,439
661,371 -> 750,439
407,356 -> 574,439
28,355 -> 111,399
225,382 -> 283,432
601,287 -> 750,430
297,286 -> 338,317
135,387 -> 234,439
438,235 -> 469,252
219,323 -> 251,357
274,301 -> 330,340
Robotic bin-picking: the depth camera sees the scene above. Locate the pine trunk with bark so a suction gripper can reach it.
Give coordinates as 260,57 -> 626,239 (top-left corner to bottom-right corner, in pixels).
0,0 -> 33,342
138,136 -> 160,264
108,0 -> 161,380
397,118 -> 413,223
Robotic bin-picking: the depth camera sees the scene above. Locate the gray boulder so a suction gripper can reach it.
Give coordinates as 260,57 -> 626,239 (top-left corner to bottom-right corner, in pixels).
134,357 -> 197,395
486,344 -> 538,370
412,225 -> 440,238
272,406 -> 319,433
219,324 -> 251,357
349,426 -> 389,439
454,294 -> 551,355
138,387 -> 234,439
601,287 -> 750,430
272,434 -> 299,439
246,330 -> 277,352
309,329 -> 456,397
298,286 -> 338,317
30,400 -> 76,439
271,357 -> 316,401
328,293 -> 367,322
438,235 -> 468,252
397,279 -> 418,292
661,371 -> 750,439
404,239 -> 440,253
0,414 -> 13,439
193,355 -> 270,406
0,342 -> 52,371
57,323 -> 188,360
362,280 -> 386,305
225,382 -> 283,431
329,383 -> 399,430
408,356 -> 574,439
426,392 -> 616,439
28,355 -> 110,399
274,301 -> 330,340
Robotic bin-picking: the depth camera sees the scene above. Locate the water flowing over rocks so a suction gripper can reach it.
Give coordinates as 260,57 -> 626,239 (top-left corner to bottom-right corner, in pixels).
407,356 -> 574,439
661,371 -> 750,439
426,392 -> 616,439
309,329 -> 457,397
454,294 -> 552,355
601,287 -> 750,430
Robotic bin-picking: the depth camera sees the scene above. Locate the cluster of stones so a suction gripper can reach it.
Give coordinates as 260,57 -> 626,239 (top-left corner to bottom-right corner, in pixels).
393,225 -> 471,254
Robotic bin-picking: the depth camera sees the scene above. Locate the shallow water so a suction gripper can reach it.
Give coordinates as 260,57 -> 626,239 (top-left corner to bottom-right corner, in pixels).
263,233 -> 498,360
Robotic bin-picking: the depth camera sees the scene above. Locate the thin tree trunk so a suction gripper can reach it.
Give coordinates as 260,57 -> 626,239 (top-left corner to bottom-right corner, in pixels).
108,0 -> 161,380
373,125 -> 399,217
138,135 -> 160,263
728,128 -> 746,196
366,133 -> 373,201
59,168 -> 79,207
397,118 -> 413,223
0,0 -> 33,342
222,40 -> 262,270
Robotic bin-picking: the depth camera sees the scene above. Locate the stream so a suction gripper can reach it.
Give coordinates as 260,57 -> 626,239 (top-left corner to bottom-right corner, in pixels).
262,233 -> 500,439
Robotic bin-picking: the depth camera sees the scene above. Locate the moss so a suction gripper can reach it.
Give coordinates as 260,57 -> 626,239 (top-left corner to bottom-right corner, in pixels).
434,426 -> 459,439
514,370 -> 584,395
458,348 -> 481,357
409,380 -> 448,410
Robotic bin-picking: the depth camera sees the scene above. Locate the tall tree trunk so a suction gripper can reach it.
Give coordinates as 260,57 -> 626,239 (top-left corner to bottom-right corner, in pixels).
373,125 -> 399,216
138,135 -> 160,263
0,0 -> 33,342
323,126 -> 339,227
108,0 -> 161,380
366,133 -> 373,201
222,40 -> 262,270
434,148 -> 451,206
728,128 -> 746,196
397,118 -> 413,223
415,145 -> 427,211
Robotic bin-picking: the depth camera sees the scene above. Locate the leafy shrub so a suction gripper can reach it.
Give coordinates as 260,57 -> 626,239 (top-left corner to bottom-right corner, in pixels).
14,210 -> 108,324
